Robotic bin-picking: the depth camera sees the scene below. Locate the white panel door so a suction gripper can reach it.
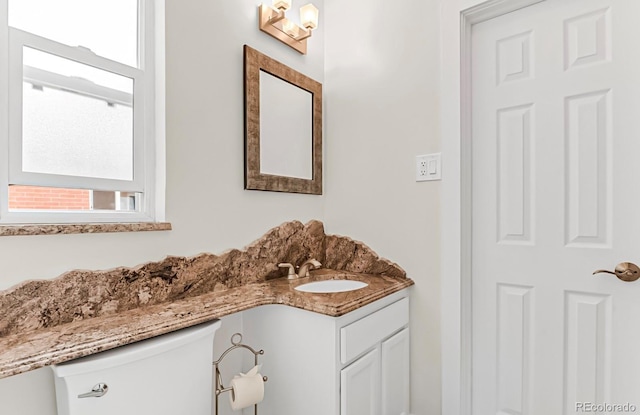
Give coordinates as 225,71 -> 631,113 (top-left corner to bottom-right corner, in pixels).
341,348 -> 381,415
472,0 -> 640,414
381,328 -> 410,415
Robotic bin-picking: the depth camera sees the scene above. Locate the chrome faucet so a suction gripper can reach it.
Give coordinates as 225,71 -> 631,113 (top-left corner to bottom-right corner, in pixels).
278,259 -> 322,280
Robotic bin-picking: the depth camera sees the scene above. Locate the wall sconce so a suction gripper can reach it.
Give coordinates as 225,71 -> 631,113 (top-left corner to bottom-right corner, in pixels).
258,1 -> 319,55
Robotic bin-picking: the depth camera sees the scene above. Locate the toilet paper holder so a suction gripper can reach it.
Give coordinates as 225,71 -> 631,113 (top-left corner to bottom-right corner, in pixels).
213,333 -> 267,415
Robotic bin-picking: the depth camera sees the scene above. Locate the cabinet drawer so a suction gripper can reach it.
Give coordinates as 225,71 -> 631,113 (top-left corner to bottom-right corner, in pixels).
340,297 -> 409,364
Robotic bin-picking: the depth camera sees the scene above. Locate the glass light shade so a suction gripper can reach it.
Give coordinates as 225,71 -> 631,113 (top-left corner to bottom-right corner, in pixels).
300,3 -> 319,30
282,20 -> 298,37
273,0 -> 291,11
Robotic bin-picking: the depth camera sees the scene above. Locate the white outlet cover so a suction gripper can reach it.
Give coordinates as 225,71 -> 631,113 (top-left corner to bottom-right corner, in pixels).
416,153 -> 441,181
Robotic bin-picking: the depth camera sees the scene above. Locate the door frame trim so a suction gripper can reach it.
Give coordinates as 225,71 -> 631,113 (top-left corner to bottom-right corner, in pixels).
441,1 -> 545,414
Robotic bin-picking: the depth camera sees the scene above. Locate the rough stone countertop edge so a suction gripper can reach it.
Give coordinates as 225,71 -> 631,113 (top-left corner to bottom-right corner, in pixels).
0,272 -> 414,379
0,222 -> 172,236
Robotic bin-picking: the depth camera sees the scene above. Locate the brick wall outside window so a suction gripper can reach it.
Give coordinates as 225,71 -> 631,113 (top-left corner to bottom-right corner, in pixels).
8,185 -> 90,210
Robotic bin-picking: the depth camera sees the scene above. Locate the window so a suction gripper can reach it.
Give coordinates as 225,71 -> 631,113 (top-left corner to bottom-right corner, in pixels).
0,0 -> 164,224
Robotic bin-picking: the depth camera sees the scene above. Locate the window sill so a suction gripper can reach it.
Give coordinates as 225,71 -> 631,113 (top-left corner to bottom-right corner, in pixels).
0,222 -> 172,237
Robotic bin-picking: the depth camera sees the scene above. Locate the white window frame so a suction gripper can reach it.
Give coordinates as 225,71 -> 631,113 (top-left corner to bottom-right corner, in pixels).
0,0 -> 165,224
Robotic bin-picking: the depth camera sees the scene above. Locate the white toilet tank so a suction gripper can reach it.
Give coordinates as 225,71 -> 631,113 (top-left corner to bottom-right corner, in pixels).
52,320 -> 221,415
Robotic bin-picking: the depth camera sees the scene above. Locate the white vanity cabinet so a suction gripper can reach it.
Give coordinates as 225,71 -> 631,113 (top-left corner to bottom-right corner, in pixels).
339,294 -> 410,415
241,289 -> 410,415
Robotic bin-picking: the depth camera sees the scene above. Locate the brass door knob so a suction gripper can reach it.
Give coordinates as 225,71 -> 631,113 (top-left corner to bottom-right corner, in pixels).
593,262 -> 640,282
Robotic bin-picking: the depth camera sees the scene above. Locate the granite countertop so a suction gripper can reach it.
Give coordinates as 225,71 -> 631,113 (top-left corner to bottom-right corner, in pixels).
0,269 -> 413,379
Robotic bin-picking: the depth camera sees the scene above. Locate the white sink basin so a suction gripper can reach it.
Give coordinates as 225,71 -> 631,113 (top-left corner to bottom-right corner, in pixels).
294,280 -> 368,293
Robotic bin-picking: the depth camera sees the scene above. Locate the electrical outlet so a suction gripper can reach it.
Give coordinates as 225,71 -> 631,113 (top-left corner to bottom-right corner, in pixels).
416,153 -> 441,182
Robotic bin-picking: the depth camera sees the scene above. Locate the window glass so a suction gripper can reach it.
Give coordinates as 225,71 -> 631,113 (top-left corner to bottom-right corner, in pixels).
8,186 -> 140,212
22,49 -> 134,181
9,185 -> 90,211
92,190 -> 115,210
93,190 -> 138,211
9,0 -> 138,67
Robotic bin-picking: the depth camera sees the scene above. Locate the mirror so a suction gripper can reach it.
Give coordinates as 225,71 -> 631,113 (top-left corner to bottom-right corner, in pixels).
244,45 -> 323,194
259,71 -> 313,180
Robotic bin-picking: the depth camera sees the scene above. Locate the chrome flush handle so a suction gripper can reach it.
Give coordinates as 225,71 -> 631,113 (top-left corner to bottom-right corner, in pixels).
78,383 -> 109,398
593,262 -> 640,282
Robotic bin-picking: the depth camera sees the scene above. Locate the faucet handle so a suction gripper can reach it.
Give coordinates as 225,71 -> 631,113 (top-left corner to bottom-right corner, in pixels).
278,263 -> 297,279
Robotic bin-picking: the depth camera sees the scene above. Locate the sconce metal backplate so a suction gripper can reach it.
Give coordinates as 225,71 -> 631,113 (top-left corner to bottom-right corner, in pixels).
258,4 -> 309,54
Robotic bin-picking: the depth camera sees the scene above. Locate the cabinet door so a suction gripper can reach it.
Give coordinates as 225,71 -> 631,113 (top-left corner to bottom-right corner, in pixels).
381,328 -> 410,415
341,348 -> 380,415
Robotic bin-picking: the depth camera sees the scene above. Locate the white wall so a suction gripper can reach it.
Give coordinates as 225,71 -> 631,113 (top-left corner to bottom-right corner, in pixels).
0,0 -> 324,413
323,1 -> 442,414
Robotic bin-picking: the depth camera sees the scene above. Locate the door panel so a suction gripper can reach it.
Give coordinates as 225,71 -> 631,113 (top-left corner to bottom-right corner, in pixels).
564,89 -> 611,248
497,104 -> 534,244
563,291 -> 612,412
341,348 -> 380,415
496,284 -> 533,415
381,328 -> 410,415
471,0 -> 640,413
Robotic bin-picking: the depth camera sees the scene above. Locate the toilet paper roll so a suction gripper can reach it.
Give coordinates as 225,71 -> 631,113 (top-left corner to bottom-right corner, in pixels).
229,365 -> 265,411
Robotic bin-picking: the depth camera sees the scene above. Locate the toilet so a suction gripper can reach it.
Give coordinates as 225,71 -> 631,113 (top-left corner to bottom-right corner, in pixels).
51,320 -> 221,415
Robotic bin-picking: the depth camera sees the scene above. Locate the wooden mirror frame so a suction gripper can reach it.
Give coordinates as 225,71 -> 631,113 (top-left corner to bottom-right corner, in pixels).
243,45 -> 323,195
